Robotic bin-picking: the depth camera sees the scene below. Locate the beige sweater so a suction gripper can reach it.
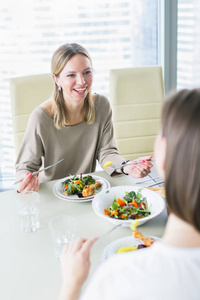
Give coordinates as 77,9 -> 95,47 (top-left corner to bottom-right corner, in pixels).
15,94 -> 126,183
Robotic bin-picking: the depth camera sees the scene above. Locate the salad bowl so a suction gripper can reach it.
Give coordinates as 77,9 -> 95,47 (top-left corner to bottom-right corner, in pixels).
92,185 -> 165,227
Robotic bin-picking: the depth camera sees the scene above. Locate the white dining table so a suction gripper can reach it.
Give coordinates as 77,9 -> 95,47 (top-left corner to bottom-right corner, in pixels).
0,169 -> 167,300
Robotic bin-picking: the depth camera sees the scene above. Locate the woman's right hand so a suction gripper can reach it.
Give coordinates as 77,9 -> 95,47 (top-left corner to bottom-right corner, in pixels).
59,237 -> 98,300
17,173 -> 40,193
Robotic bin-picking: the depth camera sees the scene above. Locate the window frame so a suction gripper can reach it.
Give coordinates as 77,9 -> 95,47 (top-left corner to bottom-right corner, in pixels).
159,0 -> 178,94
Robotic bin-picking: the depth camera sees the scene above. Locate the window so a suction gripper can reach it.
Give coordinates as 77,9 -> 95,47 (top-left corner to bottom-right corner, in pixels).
0,0 -> 158,178
177,0 -> 200,89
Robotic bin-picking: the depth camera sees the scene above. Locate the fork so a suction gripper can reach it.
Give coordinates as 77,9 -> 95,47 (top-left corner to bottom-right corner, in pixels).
13,158 -> 64,185
98,223 -> 123,239
108,158 -> 154,170
107,160 -> 144,170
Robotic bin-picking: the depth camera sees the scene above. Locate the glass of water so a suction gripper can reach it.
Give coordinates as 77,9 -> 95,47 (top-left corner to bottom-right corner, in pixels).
48,215 -> 77,260
15,191 -> 40,232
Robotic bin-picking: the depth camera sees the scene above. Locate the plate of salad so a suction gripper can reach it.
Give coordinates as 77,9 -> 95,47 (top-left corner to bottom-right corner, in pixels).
92,185 -> 165,226
53,174 -> 111,202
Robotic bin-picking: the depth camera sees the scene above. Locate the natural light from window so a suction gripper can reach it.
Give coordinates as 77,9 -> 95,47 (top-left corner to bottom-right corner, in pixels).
0,0 -> 158,178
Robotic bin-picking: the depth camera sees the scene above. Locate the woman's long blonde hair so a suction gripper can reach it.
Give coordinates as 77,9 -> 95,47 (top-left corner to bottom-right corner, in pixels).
51,43 -> 95,129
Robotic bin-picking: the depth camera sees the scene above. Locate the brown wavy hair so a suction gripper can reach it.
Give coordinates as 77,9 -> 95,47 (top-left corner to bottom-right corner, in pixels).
51,43 -> 95,129
162,89 -> 200,231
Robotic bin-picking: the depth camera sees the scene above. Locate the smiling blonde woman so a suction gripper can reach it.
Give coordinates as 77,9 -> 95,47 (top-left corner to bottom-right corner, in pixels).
15,43 -> 152,193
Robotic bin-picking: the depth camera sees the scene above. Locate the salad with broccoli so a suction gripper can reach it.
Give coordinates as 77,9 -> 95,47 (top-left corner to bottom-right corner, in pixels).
104,189 -> 151,220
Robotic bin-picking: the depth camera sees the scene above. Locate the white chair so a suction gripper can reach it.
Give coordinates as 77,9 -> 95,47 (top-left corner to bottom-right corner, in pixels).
9,73 -> 54,155
109,66 -> 165,160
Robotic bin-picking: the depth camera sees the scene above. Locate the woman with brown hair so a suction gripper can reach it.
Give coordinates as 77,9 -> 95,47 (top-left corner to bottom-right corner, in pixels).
59,89 -> 200,300
15,43 -> 152,193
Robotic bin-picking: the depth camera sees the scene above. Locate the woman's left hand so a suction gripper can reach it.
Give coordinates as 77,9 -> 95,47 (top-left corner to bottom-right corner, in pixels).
123,155 -> 153,178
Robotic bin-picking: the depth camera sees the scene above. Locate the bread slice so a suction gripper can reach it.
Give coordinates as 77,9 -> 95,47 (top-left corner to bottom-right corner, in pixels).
146,186 -> 166,198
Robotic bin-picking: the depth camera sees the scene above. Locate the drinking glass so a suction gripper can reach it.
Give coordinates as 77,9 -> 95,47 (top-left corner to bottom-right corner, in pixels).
15,191 -> 40,232
48,215 -> 77,260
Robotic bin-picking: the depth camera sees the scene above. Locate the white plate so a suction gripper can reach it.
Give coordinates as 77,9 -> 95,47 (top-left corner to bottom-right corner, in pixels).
53,174 -> 111,202
102,235 -> 159,262
92,185 -> 165,226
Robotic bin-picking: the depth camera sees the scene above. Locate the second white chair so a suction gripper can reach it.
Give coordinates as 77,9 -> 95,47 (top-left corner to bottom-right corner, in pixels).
109,66 -> 165,160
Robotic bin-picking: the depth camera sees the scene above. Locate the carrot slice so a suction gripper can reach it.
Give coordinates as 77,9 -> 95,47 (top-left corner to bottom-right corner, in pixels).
132,200 -> 138,207
117,198 -> 126,206
111,210 -> 118,215
120,214 -> 126,219
104,208 -> 110,215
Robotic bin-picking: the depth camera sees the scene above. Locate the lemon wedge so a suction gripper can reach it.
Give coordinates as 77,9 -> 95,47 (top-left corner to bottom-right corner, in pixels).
130,220 -> 139,231
117,246 -> 138,253
103,161 -> 113,168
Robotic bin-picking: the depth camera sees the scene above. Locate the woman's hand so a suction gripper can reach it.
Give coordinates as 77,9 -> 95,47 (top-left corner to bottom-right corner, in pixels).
17,173 -> 40,193
59,237 -> 98,300
124,155 -> 153,178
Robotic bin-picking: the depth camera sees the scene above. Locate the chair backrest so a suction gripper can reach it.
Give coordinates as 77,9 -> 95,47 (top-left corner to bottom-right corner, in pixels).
109,66 -> 165,160
9,73 -> 54,155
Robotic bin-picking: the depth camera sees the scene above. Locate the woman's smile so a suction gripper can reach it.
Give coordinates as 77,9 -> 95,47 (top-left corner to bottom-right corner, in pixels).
73,86 -> 88,96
